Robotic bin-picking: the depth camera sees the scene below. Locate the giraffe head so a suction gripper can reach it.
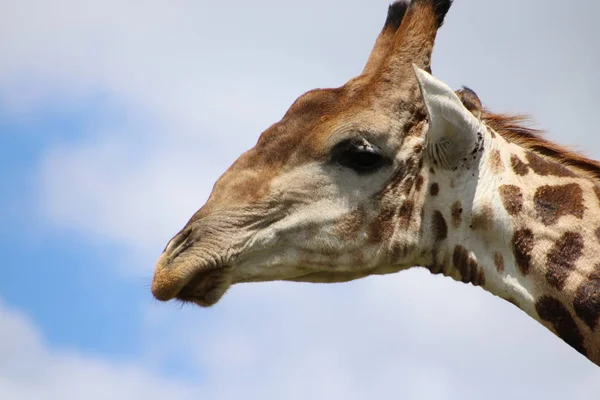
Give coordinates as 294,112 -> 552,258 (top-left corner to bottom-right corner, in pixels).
151,0 -> 480,306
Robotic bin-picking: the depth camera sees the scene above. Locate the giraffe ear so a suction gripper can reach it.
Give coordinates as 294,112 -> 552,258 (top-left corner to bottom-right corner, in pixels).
413,65 -> 482,170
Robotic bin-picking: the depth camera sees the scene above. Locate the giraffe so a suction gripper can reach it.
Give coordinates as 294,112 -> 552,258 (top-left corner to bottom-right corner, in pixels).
151,0 -> 600,366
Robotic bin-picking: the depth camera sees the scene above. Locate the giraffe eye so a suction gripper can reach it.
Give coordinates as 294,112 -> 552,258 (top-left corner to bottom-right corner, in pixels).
330,138 -> 388,173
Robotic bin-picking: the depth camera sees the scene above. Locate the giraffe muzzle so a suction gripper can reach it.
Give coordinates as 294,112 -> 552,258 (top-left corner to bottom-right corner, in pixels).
151,249 -> 233,306
151,227 -> 234,306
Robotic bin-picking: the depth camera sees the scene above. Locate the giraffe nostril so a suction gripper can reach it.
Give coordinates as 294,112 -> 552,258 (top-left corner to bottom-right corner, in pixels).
163,228 -> 193,256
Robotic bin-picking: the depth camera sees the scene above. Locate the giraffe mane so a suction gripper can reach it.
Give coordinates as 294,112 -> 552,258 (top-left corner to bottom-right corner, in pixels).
483,111 -> 600,182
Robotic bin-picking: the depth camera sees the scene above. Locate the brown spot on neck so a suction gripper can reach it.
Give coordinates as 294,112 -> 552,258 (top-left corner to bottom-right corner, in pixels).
534,183 -> 584,226
499,185 -> 523,216
415,175 -> 424,192
510,154 -> 529,176
526,152 -> 577,178
545,232 -> 584,290
494,252 -> 505,273
401,177 -> 415,196
536,296 -> 586,357
398,200 -> 415,229
594,185 -> 600,204
451,201 -> 462,228
452,245 -> 484,286
574,264 -> 600,330
470,204 -> 494,231
478,269 -> 486,286
489,149 -> 504,174
430,183 -> 439,196
512,229 -> 534,275
432,211 -> 448,242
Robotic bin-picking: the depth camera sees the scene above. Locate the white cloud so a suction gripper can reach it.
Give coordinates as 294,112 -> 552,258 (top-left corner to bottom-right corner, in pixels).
1,0 -> 600,395
140,272 -> 600,399
2,278 -> 599,400
0,300 -> 201,400
38,130 -> 219,251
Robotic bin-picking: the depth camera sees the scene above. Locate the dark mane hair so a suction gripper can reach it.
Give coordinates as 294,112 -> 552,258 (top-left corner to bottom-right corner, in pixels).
482,111 -> 600,182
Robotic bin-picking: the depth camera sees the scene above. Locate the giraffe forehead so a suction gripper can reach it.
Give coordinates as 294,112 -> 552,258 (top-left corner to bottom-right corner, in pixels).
285,87 -> 343,116
249,88 -> 344,163
250,85 -> 392,165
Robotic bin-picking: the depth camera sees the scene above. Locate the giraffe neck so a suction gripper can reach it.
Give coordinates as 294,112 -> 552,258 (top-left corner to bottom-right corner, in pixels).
414,125 -> 600,366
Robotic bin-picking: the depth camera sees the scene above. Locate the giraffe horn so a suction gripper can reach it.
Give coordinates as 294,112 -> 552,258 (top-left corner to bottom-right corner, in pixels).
361,1 -> 410,76
383,0 -> 453,74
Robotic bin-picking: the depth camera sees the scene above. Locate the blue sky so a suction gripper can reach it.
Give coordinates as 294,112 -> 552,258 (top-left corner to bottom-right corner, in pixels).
1,0 -> 600,398
0,103 -> 143,354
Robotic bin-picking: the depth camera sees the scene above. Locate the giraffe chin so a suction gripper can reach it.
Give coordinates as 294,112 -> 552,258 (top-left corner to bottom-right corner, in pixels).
174,268 -> 233,307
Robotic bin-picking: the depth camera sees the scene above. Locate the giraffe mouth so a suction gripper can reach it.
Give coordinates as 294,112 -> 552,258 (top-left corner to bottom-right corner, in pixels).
151,248 -> 233,307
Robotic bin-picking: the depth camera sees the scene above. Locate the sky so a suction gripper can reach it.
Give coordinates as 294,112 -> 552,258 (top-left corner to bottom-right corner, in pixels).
1,0 -> 600,398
